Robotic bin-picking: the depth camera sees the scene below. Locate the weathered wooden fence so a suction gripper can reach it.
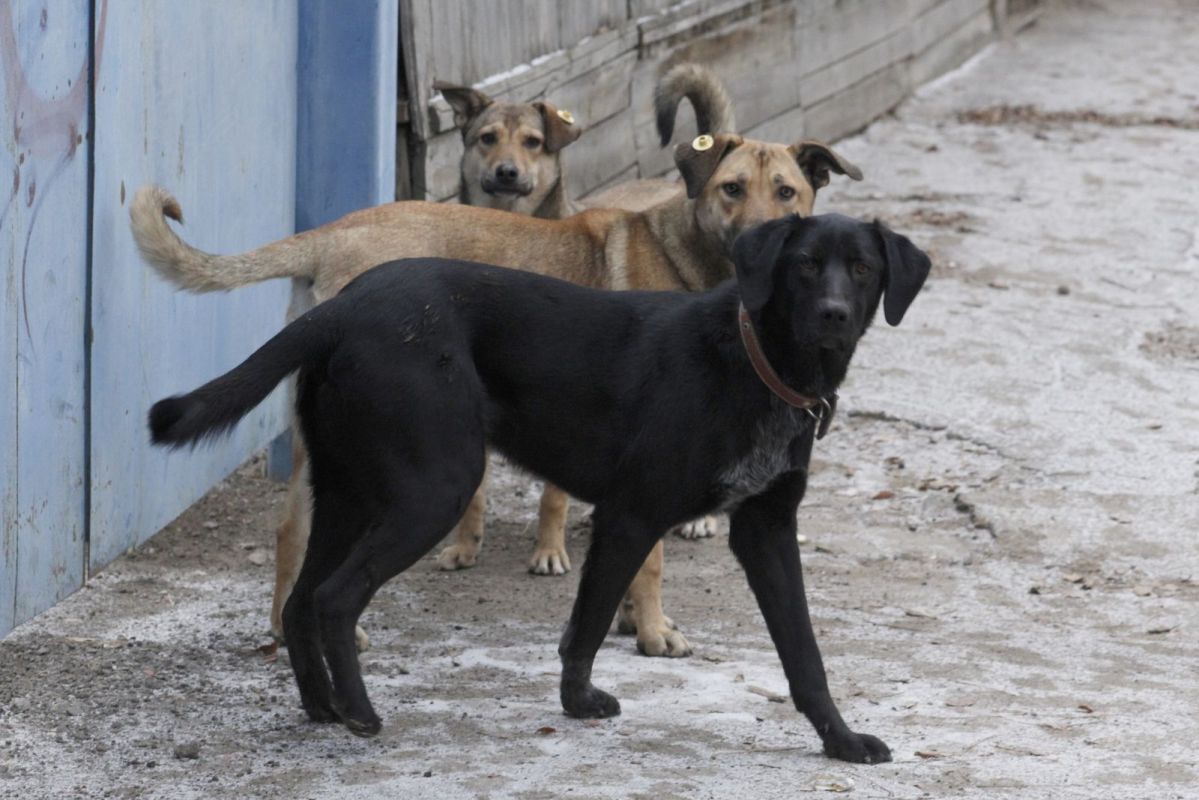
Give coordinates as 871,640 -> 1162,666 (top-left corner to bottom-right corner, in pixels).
1,0 -> 395,637
399,0 -> 1037,203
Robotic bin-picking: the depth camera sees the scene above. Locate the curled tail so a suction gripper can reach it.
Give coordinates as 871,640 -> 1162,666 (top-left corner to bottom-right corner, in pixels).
131,185 -> 321,292
149,311 -> 333,448
654,63 -> 738,147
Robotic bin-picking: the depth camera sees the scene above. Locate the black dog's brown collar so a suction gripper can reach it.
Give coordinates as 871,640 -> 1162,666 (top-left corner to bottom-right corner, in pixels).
738,303 -> 837,439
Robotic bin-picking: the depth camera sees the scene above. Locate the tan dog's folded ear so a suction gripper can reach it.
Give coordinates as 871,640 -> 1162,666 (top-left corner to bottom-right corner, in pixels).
532,101 -> 582,153
674,133 -> 742,199
790,141 -> 863,189
434,81 -> 494,129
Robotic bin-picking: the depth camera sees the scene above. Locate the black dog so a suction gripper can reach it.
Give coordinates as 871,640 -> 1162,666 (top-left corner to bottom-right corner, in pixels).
149,213 -> 929,764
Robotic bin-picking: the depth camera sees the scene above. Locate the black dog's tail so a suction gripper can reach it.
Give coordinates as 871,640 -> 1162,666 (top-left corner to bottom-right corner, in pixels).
149,312 -> 332,448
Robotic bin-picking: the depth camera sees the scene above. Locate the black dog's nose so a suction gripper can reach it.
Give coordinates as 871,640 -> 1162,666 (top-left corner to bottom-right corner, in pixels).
818,299 -> 851,328
495,162 -> 519,184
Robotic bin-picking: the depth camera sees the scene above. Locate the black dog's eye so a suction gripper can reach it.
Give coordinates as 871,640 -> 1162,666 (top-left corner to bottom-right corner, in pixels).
524,136 -> 542,149
722,182 -> 742,198
479,132 -> 498,146
798,258 -> 819,273
777,186 -> 796,200
854,262 -> 871,276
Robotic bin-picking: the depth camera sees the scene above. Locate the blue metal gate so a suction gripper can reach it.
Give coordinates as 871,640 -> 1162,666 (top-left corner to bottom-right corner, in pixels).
1,0 -> 396,636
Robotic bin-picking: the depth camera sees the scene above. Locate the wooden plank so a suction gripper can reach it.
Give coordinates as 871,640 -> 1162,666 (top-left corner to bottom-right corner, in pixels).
550,50 -> 636,130
0,0 -> 90,633
800,26 -> 913,108
742,105 -> 806,147
564,109 -> 638,201
909,7 -> 994,87
557,0 -> 626,44
88,1 -> 297,570
578,163 -> 641,202
794,0 -> 911,78
909,0 -> 990,56
803,59 -> 910,143
400,0 -> 435,140
638,0 -> 755,47
418,129 -> 464,202
427,0 -> 561,89
629,0 -> 676,17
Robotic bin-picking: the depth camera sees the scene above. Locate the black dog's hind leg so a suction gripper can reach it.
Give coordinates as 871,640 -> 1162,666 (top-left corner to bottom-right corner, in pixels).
559,510 -> 663,718
729,468 -> 892,765
282,486 -> 367,724
314,469 -> 484,737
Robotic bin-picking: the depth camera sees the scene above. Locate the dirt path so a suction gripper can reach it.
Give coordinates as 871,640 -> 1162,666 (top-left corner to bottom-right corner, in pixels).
3,2 -> 1197,798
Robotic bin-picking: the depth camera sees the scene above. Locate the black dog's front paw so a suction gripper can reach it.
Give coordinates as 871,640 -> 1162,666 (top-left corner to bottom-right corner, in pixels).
561,682 -> 621,719
301,697 -> 339,725
330,699 -> 382,738
340,711 -> 382,738
823,731 -> 892,764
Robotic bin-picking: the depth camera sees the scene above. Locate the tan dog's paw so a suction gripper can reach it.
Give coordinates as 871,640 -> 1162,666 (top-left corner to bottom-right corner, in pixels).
636,621 -> 692,658
674,515 -> 718,540
528,545 -> 571,575
436,542 -> 479,570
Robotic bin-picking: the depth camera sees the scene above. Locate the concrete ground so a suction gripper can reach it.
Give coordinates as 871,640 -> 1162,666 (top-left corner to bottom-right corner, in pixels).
2,2 -> 1197,797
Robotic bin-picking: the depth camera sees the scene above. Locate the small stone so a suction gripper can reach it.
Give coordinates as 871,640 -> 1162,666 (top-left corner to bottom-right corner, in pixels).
1056,285 -> 1070,295
247,551 -> 268,567
173,743 -> 201,760
202,520 -> 219,530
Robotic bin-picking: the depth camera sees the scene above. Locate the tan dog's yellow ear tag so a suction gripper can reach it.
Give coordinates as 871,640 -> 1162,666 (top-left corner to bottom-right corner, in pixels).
692,134 -> 714,151
557,109 -> 574,125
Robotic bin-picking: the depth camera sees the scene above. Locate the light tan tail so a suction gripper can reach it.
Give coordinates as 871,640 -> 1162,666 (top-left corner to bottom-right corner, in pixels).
130,185 -> 320,292
654,63 -> 738,147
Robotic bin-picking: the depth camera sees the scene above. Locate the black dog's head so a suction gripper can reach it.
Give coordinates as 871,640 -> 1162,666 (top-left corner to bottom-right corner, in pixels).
732,213 -> 930,389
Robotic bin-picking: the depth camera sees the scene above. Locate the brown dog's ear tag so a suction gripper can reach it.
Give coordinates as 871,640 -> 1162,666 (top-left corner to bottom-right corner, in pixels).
534,101 -> 583,153
674,133 -> 741,199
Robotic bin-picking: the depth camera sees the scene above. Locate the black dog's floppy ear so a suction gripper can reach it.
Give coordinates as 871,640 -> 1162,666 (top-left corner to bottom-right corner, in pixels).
433,81 -> 494,129
732,215 -> 801,313
874,220 -> 931,326
674,133 -> 742,199
532,100 -> 582,153
790,140 -> 863,190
